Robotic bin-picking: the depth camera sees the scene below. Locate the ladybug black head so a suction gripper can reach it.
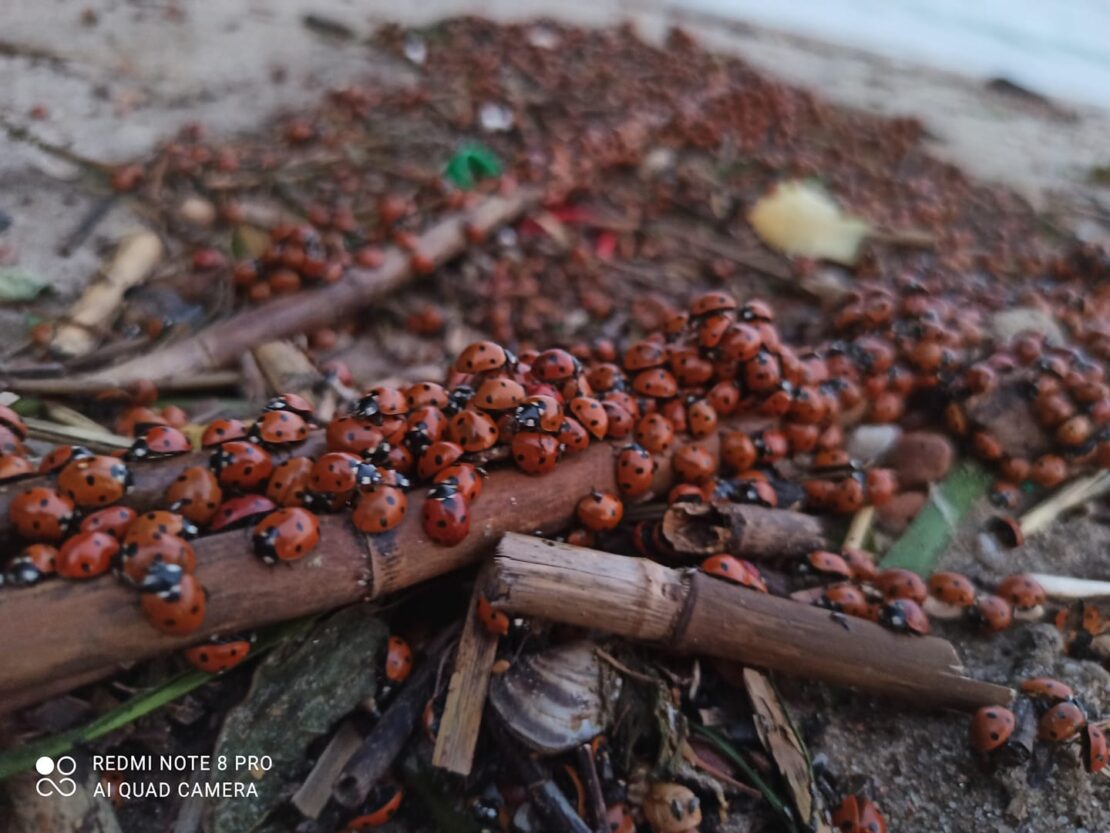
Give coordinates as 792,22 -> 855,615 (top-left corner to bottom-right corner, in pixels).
251,527 -> 280,563
426,483 -> 459,501
352,394 -> 381,420
125,438 -> 151,461
139,561 -> 184,597
5,558 -> 44,587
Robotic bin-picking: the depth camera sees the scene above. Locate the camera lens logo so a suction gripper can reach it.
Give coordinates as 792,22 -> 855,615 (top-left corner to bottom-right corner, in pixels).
35,756 -> 78,797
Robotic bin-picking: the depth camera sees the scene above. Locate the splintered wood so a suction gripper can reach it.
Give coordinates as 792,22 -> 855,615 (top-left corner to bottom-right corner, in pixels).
491,533 -> 1013,712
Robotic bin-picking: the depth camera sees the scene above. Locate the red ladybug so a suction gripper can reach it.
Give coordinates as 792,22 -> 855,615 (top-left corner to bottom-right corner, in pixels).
672,444 -> 717,484
56,531 -> 119,579
210,441 -> 274,490
1084,724 -> 1107,774
569,397 -> 608,440
249,410 -> 310,446
1038,701 -> 1086,742
265,457 -> 313,508
0,453 -> 33,482
634,413 -> 675,455
126,425 -> 192,460
265,393 -> 315,419
10,487 -> 75,541
139,562 -> 206,636
57,455 -> 133,507
968,594 -> 1013,633
209,494 -> 278,532
309,451 -> 361,495
446,409 -> 499,453
1019,677 -> 1074,703
433,463 -> 482,503
385,635 -> 413,683
201,418 -> 248,448
417,441 -> 465,480
532,348 -> 580,382
819,583 -> 870,618
80,506 -> 138,541
879,598 -> 930,635
165,466 -> 224,524
477,594 -> 510,636
120,534 -> 196,584
4,543 -> 58,586
184,637 -> 252,674
346,783 -> 404,830
874,568 -> 927,603
557,418 -> 591,454
455,340 -> 508,374
802,550 -> 853,580
38,445 -> 93,475
252,507 -> 320,563
353,485 -> 408,533
615,445 -> 653,497
325,416 -> 383,455
126,510 -> 199,544
700,554 -> 767,592
511,432 -> 561,476
969,706 -> 1016,753
831,793 -> 887,833
996,573 -> 1046,617
422,483 -> 470,546
576,490 -> 623,531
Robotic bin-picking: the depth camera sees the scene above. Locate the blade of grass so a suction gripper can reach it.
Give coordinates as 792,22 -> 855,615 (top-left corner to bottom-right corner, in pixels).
692,723 -> 798,833
880,461 -> 992,575
0,617 -> 315,781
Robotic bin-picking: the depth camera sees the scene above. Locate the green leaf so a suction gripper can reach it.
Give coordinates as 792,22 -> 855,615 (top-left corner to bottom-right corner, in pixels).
0,268 -> 49,302
880,461 -> 993,575
444,143 -> 502,190
205,605 -> 387,833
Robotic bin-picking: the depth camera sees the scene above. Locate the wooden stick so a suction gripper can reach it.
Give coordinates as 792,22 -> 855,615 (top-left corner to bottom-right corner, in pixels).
1,428 -> 704,707
842,505 -> 875,551
1019,471 -> 1110,538
291,720 -> 364,819
2,370 -> 243,396
432,567 -> 501,775
22,417 -> 132,450
27,189 -> 539,389
662,502 -> 828,559
490,534 -> 1013,712
576,743 -> 609,833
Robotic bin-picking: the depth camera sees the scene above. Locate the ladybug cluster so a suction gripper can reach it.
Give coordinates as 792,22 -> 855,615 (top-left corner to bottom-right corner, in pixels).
226,224 -> 347,304
970,677 -> 1106,776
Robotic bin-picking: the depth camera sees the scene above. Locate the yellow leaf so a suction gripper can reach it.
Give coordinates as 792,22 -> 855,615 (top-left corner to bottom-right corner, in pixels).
748,181 -> 871,265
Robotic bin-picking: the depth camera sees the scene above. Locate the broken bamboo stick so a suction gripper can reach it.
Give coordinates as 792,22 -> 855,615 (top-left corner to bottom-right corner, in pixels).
489,534 -> 1013,712
0,427 -> 705,709
10,189 -> 539,392
662,501 -> 828,559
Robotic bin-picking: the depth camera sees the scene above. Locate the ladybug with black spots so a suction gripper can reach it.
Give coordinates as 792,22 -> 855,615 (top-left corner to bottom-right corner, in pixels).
252,507 -> 321,563
4,543 -> 58,586
210,441 -> 274,491
615,445 -> 653,497
57,455 -> 133,508
249,409 -> 310,446
10,487 -> 75,542
422,483 -> 470,546
139,561 -> 207,636
353,485 -> 408,533
184,636 -> 253,674
209,494 -> 278,532
477,594 -> 510,636
126,425 -> 192,460
576,490 -> 623,531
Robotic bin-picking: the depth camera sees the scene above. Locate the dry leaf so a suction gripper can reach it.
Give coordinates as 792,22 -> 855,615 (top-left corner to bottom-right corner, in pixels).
747,180 -> 871,265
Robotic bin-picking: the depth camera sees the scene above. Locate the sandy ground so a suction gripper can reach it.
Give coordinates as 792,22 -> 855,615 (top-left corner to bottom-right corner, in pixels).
2,2 -> 1110,831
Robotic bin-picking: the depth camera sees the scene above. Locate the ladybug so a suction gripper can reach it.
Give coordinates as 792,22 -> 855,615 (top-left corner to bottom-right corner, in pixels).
127,510 -> 199,544
4,543 -> 58,586
842,547 -> 878,583
0,453 -> 33,482
512,396 -> 563,433
557,418 -> 591,454
615,445 -> 654,497
474,378 -> 526,411
831,793 -> 887,833
511,432 -> 561,476
309,452 -> 361,495
672,443 -> 718,484
126,425 -> 192,460
1019,677 -> 1074,703
57,455 -> 133,508
689,290 -> 737,317
433,463 -> 482,503
700,554 -> 767,592
139,562 -> 206,636
417,441 -> 465,480
352,386 -> 408,422
406,382 -> 450,410
969,594 -> 1013,633
1038,701 -> 1086,742
209,494 -> 278,532
576,490 -> 623,531
353,485 -> 408,533
249,410 -> 310,446
532,348 -> 581,382
923,571 -> 976,618
819,583 -> 870,618
266,393 -> 315,419
120,535 -> 197,584
165,466 -> 224,524
874,568 -> 927,603
634,413 -> 675,455
1084,724 -> 1107,774
720,432 -> 758,472
879,598 -> 930,635
346,783 -> 404,830
864,469 -> 897,505
0,403 -> 28,439
996,573 -> 1046,617
632,368 -> 677,399
601,402 -> 634,439
686,400 -> 718,438
325,416 -> 383,455
668,483 -> 706,504
201,418 -> 248,448
569,397 -> 608,440
56,531 -> 119,579
252,507 -> 321,563
1030,454 -> 1068,488
405,405 -> 448,447
969,706 -> 1016,753
720,323 -> 763,362
477,594 -> 510,636
184,637 -> 252,673
422,483 -> 470,546
743,351 -> 782,393
9,487 -> 75,541
622,339 -> 666,371
697,313 -> 732,349
802,550 -> 853,580
210,441 -> 274,490
264,457 -> 314,508
385,635 -> 413,683
80,506 -> 138,541
455,340 -> 508,374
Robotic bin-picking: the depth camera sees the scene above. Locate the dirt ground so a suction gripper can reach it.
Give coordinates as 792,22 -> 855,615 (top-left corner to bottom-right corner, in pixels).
2,3 -> 1110,832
